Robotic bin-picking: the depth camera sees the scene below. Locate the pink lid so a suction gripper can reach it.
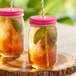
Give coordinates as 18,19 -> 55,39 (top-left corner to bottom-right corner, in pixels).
0,8 -> 24,17
30,15 -> 57,26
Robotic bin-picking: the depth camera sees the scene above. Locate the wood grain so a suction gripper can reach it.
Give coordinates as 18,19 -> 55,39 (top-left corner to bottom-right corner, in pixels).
0,52 -> 76,76
0,23 -> 76,76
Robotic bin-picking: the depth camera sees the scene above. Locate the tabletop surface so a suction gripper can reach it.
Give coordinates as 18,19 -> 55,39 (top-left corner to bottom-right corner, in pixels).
57,24 -> 76,76
56,24 -> 76,59
25,23 -> 76,76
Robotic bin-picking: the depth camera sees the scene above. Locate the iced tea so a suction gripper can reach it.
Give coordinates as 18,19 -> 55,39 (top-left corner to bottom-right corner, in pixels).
28,24 -> 57,69
0,17 -> 24,57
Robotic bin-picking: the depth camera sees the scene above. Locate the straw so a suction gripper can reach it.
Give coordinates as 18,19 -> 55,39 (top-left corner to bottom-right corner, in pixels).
41,0 -> 49,68
41,0 -> 44,18
45,32 -> 50,68
10,0 -> 13,10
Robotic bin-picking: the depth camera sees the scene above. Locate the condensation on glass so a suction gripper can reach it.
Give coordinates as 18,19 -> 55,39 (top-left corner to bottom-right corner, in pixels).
0,8 -> 25,57
28,15 -> 57,69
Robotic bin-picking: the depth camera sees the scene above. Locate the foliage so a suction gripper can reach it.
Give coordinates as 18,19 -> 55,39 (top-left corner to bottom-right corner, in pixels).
0,0 -> 62,20
57,17 -> 74,25
0,0 -> 75,25
0,0 -> 9,7
63,0 -> 76,13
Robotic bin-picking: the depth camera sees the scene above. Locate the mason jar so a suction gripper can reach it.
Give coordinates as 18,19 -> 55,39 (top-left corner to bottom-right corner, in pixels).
28,15 -> 57,69
0,8 -> 25,57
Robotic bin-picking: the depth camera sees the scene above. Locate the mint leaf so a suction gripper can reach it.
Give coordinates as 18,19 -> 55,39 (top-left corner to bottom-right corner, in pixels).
12,19 -> 22,33
34,27 -> 46,45
47,26 -> 57,47
33,26 -> 57,45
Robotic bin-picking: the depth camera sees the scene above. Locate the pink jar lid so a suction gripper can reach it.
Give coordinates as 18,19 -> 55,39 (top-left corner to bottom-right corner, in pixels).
0,8 -> 24,17
30,15 -> 57,26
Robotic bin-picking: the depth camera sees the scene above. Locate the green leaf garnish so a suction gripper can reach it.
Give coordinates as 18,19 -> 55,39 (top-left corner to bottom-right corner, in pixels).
47,26 -> 57,47
33,26 -> 57,45
12,19 -> 22,33
34,27 -> 46,45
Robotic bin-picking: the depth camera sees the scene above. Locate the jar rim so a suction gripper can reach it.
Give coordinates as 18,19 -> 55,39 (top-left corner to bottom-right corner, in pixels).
0,8 -> 24,17
30,15 -> 57,26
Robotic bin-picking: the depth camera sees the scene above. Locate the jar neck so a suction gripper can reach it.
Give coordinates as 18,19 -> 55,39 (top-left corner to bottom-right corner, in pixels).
0,13 -> 24,17
30,24 -> 55,27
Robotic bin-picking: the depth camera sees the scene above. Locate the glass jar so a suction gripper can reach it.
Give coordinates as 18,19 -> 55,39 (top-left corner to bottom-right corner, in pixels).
28,15 -> 57,69
0,8 -> 25,57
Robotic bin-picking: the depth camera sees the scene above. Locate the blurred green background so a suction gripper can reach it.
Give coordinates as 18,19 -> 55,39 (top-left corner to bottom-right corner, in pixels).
0,0 -> 76,26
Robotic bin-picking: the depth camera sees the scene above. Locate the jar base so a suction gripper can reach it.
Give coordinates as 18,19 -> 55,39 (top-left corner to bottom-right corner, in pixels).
31,65 -> 53,70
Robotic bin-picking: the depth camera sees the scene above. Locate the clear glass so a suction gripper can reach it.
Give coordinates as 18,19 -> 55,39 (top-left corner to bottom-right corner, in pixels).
28,24 -> 57,69
0,16 -> 25,57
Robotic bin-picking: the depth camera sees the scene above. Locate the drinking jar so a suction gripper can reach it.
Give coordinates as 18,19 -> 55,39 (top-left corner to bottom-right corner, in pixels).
28,15 -> 57,69
0,8 -> 25,57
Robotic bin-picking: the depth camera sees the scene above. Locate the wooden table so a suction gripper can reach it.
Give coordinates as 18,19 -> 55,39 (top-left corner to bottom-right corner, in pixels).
24,23 -> 76,76
57,23 -> 76,76
57,23 -> 76,59
0,23 -> 76,76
